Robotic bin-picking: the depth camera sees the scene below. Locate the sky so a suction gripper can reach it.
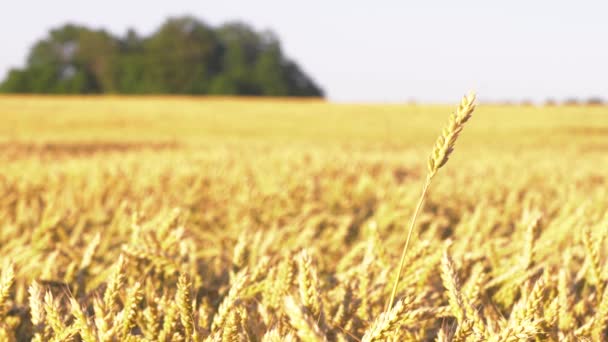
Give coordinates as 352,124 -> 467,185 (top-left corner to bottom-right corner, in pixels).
1,1 -> 607,103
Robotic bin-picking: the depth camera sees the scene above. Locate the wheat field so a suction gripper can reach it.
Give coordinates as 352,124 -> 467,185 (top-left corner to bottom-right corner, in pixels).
1,95 -> 608,341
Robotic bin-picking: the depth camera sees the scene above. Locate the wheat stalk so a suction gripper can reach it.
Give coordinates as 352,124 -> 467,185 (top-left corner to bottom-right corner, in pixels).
70,297 -> 97,342
103,254 -> 125,315
362,295 -> 414,342
297,250 -> 323,321
284,295 -> 328,342
120,281 -> 143,339
28,281 -> 45,341
159,302 -> 179,342
523,277 -> 546,320
177,273 -> 198,341
211,271 -> 249,332
558,268 -> 574,333
387,92 -> 476,310
592,287 -> 608,341
0,262 -> 15,318
582,227 -> 603,295
43,291 -> 65,335
143,297 -> 160,340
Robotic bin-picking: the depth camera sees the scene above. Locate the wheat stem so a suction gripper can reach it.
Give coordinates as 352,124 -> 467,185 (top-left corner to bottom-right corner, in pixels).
386,92 -> 476,311
386,178 -> 430,310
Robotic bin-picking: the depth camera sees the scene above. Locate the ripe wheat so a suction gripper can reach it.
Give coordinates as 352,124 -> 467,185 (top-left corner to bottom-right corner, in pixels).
0,95 -> 606,341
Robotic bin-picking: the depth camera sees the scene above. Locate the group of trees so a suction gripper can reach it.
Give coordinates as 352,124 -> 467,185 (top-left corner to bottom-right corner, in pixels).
0,17 -> 324,96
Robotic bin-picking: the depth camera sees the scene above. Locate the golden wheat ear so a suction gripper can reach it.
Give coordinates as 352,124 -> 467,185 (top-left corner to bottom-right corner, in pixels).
386,92 -> 477,311
427,92 -> 476,178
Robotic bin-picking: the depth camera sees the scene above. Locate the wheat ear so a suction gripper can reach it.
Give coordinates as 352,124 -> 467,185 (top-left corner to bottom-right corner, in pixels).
120,281 -> 143,339
70,298 -> 96,342
177,273 -> 197,341
386,92 -> 476,310
284,295 -> 328,342
0,262 -> 15,318
362,295 -> 415,342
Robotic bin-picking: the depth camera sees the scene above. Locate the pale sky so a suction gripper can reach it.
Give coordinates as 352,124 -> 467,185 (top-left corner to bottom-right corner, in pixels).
1,1 -> 607,102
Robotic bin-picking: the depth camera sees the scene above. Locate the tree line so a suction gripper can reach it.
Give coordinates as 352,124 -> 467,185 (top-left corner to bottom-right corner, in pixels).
0,17 -> 324,97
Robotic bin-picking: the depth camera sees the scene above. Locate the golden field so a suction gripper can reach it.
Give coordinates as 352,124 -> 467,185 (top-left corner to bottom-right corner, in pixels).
0,95 -> 608,341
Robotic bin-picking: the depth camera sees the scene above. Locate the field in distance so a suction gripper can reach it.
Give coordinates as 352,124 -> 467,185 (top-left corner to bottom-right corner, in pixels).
0,95 -> 607,341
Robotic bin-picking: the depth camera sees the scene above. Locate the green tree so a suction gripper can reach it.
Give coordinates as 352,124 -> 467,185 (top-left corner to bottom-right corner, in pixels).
142,17 -> 222,94
254,39 -> 289,96
2,24 -> 105,93
75,29 -> 119,92
0,17 -> 324,97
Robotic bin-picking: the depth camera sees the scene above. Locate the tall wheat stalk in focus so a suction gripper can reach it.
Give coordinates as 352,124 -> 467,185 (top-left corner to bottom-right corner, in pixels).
386,92 -> 477,310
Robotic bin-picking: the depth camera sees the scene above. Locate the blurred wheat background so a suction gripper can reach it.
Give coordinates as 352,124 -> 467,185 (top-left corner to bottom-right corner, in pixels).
1,95 -> 608,341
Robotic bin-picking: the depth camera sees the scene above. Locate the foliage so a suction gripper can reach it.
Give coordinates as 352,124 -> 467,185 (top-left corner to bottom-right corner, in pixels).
0,17 -> 324,97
